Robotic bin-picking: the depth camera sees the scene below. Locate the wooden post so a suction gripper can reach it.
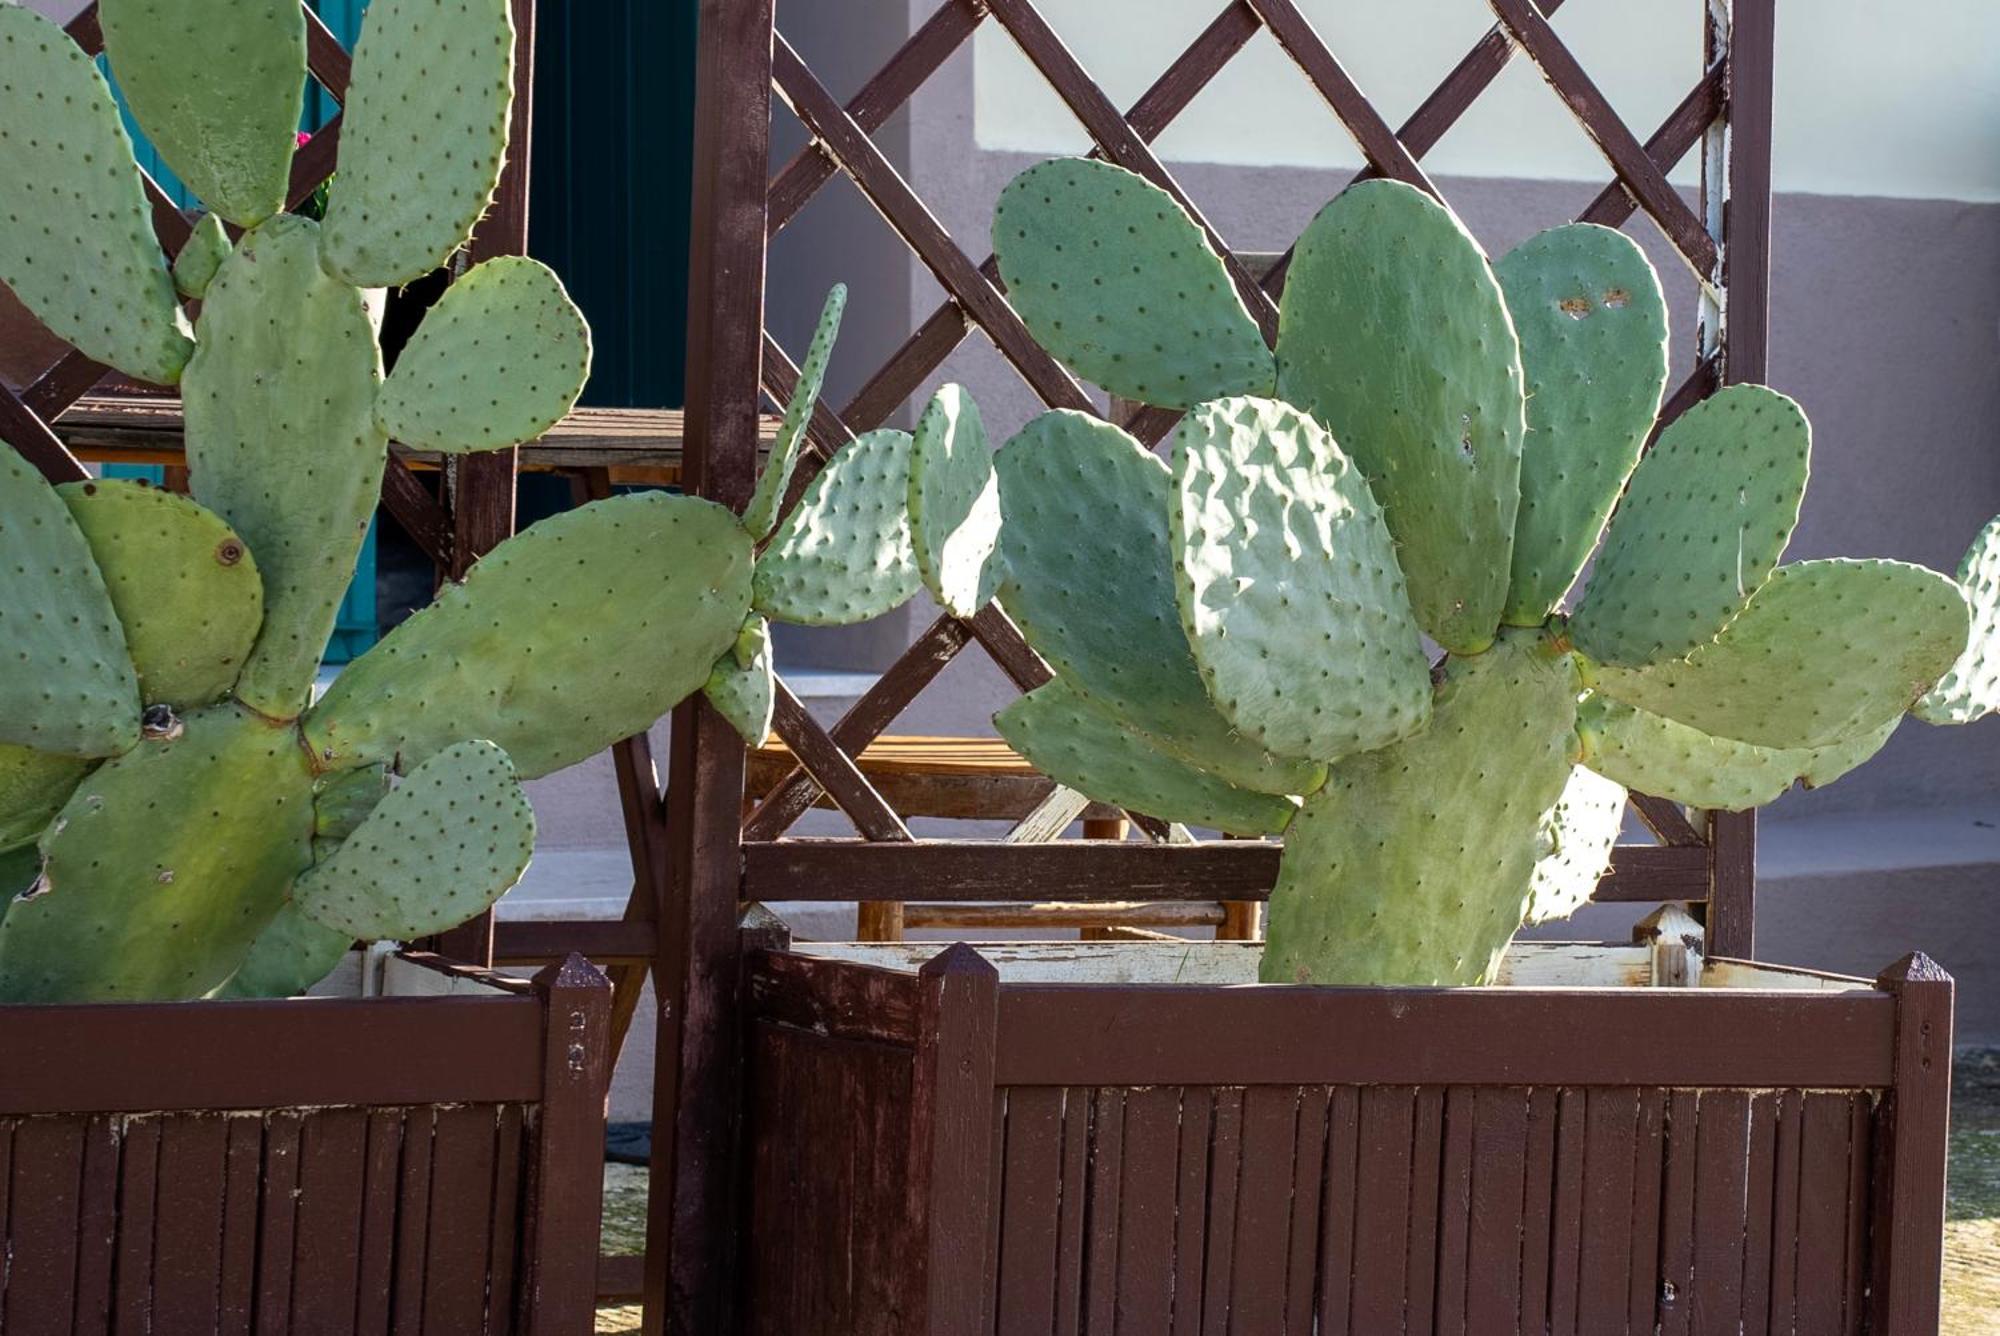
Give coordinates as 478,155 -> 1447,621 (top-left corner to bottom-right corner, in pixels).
908,945 -> 999,1335
520,954 -> 611,1334
648,1 -> 772,1331
1868,952 -> 1954,1333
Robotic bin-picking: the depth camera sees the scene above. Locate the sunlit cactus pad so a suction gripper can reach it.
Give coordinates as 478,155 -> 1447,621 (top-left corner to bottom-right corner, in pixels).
1915,517 -> 2000,725
753,429 -> 921,627
909,385 -> 1002,619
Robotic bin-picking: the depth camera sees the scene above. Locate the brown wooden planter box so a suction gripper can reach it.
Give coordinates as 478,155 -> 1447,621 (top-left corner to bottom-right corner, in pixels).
743,938 -> 1953,1336
0,951 -> 610,1334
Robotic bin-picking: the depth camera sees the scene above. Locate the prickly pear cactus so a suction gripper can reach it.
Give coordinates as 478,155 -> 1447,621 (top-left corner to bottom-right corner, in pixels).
0,2 -> 930,1002
973,153 -> 2000,986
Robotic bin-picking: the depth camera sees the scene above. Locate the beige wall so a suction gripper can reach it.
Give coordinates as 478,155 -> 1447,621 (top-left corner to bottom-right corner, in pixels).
973,0 -> 2000,202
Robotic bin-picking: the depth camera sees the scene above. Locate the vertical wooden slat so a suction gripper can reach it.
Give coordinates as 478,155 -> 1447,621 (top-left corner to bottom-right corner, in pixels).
293,1108 -> 371,1329
1794,1092 -> 1854,1335
115,1117 -> 163,1336
484,1104 -> 525,1336
1348,1086 -> 1414,1330
909,946 -> 999,1336
1464,1087 -> 1529,1328
981,1092 -> 1007,1336
996,1086 -> 1065,1336
352,1110 -> 405,1336
1654,1091 -> 1701,1336
390,1108 -> 437,1336
1315,1086 -> 1361,1336
1282,1086 -> 1331,1335
1739,1091 -> 1781,1336
1691,1090 -> 1752,1331
1403,1086 -> 1446,1332
1577,1088 -> 1641,1331
1051,1088 -> 1092,1336
1112,1086 -> 1179,1332
1433,1087 -> 1476,1336
522,956 -> 612,1334
154,1115 -> 231,1330
1197,1088 -> 1245,1336
1081,1089 -> 1124,1335
1764,1092 -> 1804,1334
1841,1095 -> 1873,1335
1626,1089 -> 1669,1335
1546,1088 -> 1587,1334
1228,1085 -> 1300,1333
1869,954 -> 1953,1335
1167,1088 -> 1212,1336
10,1117 -> 86,1330
0,1121 -> 12,1331
422,1106 -> 501,1333
218,1116 -> 264,1336
1518,1086 -> 1561,1333
71,1114 -> 120,1336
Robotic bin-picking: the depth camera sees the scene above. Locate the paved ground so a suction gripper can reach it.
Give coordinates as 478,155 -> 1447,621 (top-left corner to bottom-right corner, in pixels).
594,1051 -> 2000,1333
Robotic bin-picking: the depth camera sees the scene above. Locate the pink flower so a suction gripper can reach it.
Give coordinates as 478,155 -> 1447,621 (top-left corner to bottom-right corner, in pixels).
297,131 -> 313,146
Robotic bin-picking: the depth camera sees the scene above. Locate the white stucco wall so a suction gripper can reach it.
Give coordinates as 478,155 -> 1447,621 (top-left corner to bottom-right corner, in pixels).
973,0 -> 2000,202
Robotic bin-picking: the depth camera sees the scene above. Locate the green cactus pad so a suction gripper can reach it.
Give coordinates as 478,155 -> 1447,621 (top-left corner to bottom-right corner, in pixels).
0,744 -> 90,854
1261,627 -> 1579,986
0,5 -> 192,385
319,0 -> 514,287
995,679 -> 1297,836
1171,396 -> 1431,763
992,159 -> 1274,409
753,429 -> 923,627
743,284 -> 846,542
377,256 -> 591,453
293,740 -> 534,940
1277,180 -> 1526,654
909,384 -> 1003,618
1496,224 -> 1669,625
211,902 -> 354,999
173,212 -> 232,301
0,846 -> 37,902
57,479 -> 263,710
0,444 -> 140,756
98,0 -> 305,227
1524,765 -> 1627,926
1571,386 -> 1810,667
1914,516 -> 2000,725
1590,559 -> 1971,750
995,409 -> 1324,797
704,617 -> 774,747
1578,693 -> 1899,812
0,703 -> 314,1002
184,215 -> 387,719
304,492 -> 752,779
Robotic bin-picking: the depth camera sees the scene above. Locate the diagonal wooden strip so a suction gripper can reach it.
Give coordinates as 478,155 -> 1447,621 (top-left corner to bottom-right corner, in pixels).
983,0 -> 1280,340
288,114 -> 343,209
768,680 -> 914,842
743,614 -> 973,841
24,353 -> 109,420
1487,0 -> 1718,279
835,6 -> 1265,434
1578,65 -> 1724,228
1630,794 -> 1704,848
768,0 -> 983,235
0,385 -> 89,484
1646,353 -> 1721,444
771,32 -> 1096,414
302,2 -> 354,97
1243,0 -> 1438,198
63,3 -> 102,51
379,454 -> 454,570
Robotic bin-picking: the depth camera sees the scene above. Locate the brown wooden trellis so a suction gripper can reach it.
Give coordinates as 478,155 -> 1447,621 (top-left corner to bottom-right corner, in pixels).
643,0 -> 1779,1329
